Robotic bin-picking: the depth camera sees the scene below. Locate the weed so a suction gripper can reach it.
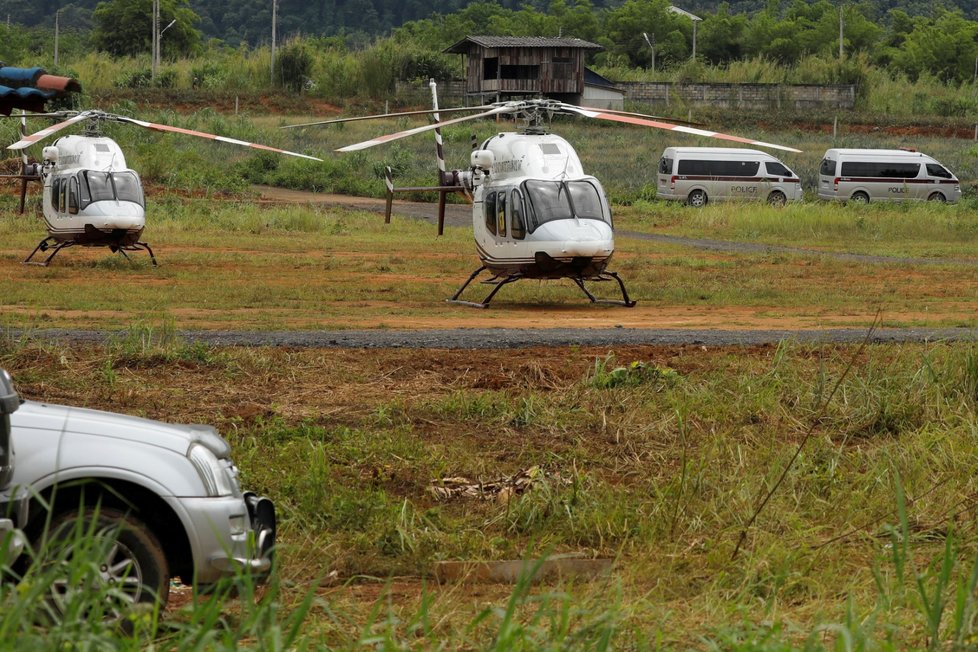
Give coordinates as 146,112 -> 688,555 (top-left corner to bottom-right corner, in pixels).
589,354 -> 681,389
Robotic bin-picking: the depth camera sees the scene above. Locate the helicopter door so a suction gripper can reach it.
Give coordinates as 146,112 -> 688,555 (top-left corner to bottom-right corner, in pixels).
495,190 -> 507,240
484,189 -> 497,236
67,177 -> 79,215
510,189 -> 526,240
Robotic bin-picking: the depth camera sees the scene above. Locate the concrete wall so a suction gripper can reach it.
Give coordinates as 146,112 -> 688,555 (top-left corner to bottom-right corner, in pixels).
395,80 -> 856,112
617,82 -> 856,111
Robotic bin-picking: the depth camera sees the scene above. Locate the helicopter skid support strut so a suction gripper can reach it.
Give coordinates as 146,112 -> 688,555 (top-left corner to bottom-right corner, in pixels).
23,237 -> 158,267
447,265 -> 636,308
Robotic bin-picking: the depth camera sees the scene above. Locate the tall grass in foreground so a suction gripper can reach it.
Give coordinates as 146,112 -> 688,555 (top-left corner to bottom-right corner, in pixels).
9,335 -> 978,646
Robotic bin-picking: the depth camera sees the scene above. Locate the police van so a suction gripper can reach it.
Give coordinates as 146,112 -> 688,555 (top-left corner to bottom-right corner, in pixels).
817,148 -> 961,204
656,147 -> 803,207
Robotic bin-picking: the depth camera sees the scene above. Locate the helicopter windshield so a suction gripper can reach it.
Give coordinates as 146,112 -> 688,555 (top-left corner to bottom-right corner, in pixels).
79,171 -> 144,208
521,179 -> 609,233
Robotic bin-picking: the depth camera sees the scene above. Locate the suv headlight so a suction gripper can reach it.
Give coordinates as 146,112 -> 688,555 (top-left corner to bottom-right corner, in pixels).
188,444 -> 236,497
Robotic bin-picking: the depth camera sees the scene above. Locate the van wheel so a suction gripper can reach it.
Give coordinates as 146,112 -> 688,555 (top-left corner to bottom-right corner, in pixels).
687,189 -> 707,207
927,192 -> 946,202
39,508 -> 170,625
850,191 -> 870,204
767,191 -> 787,207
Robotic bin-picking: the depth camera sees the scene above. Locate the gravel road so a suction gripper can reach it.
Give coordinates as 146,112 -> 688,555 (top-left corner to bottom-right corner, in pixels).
7,327 -> 978,349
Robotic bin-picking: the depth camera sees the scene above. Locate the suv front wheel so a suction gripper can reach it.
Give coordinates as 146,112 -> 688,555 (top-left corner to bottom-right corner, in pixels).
40,508 -> 170,622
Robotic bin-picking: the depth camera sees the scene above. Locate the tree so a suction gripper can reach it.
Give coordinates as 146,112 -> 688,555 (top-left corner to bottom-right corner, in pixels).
601,0 -> 687,67
888,10 -> 978,82
92,0 -> 201,58
699,4 -> 748,63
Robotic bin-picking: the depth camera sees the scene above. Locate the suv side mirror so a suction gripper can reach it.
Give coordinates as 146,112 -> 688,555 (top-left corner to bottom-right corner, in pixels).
0,369 -> 18,492
0,370 -> 18,415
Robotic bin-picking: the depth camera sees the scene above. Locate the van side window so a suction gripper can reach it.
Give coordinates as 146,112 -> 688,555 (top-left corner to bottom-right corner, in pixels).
510,189 -> 526,240
841,162 -> 920,178
819,159 -> 835,175
658,157 -> 673,174
926,164 -> 952,179
484,191 -> 496,236
678,160 -> 759,177
766,162 -> 792,177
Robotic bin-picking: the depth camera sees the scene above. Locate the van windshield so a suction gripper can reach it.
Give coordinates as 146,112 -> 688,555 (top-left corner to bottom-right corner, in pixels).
522,179 -> 609,233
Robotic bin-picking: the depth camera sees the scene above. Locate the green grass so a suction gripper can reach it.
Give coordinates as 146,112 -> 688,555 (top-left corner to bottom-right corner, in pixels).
5,338 -> 978,647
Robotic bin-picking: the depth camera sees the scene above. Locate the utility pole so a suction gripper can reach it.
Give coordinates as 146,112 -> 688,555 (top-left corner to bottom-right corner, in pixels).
270,0 -> 278,85
53,10 -> 59,67
151,0 -> 158,81
643,32 -> 656,74
839,4 -> 844,59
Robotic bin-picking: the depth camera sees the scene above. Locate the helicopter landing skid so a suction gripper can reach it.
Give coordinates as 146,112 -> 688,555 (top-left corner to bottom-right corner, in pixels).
447,265 -> 637,308
24,237 -> 158,267
446,266 -> 522,308
112,242 -> 158,267
573,272 -> 636,308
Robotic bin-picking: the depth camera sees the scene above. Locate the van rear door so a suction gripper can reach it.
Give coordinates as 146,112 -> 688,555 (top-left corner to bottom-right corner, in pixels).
818,157 -> 836,198
657,155 -> 674,198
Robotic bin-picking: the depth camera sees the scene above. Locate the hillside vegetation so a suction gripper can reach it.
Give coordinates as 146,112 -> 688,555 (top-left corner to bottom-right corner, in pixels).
0,0 -> 975,42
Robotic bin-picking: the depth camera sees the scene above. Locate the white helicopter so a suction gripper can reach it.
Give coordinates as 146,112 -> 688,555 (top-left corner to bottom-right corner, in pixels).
5,110 -> 321,266
287,81 -> 799,307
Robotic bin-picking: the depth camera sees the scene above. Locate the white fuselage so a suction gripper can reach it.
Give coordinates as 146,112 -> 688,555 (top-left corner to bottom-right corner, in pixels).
40,135 -> 146,245
471,132 -> 615,278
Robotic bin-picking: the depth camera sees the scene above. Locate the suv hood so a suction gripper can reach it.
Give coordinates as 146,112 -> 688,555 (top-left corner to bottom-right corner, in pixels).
14,401 -> 230,458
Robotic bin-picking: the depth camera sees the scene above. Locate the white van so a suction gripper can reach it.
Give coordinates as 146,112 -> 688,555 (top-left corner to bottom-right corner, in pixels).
656,147 -> 803,207
817,148 -> 961,204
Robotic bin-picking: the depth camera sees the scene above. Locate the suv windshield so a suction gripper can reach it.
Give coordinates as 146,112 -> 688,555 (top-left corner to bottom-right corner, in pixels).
522,179 -> 609,233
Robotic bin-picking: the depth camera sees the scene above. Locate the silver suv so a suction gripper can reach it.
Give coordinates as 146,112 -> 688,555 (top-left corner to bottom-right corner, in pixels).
0,368 -> 275,609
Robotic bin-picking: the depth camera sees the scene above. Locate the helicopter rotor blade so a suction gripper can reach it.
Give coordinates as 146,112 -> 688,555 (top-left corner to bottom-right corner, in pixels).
579,106 -> 705,127
283,106 -> 493,130
336,105 -> 514,152
560,105 -> 801,153
7,110 -> 91,150
113,116 -> 323,161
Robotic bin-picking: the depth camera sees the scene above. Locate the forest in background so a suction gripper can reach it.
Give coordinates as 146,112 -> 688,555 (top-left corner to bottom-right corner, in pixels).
0,0 -> 974,46
0,0 -> 973,120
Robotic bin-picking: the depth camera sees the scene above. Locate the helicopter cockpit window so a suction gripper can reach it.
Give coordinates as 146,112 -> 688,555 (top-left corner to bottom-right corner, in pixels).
80,171 -> 144,208
112,172 -> 143,204
522,180 -> 609,233
484,190 -> 497,236
510,189 -> 526,240
567,182 -> 603,220
86,172 -> 115,203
